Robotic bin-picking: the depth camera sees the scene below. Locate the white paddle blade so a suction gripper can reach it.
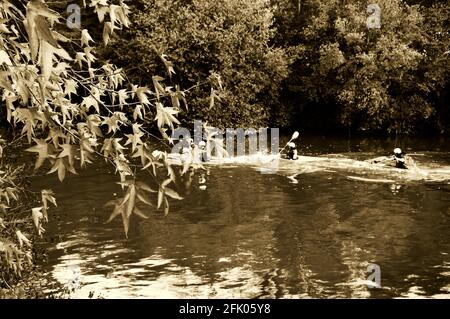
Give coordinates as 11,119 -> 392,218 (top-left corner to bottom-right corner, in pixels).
292,131 -> 299,140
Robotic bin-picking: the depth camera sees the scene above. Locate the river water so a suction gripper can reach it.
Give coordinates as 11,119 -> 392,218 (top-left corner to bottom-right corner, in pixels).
31,135 -> 450,298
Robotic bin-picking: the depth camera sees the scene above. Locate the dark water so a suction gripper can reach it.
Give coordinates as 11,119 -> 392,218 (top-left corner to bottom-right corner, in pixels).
32,136 -> 450,298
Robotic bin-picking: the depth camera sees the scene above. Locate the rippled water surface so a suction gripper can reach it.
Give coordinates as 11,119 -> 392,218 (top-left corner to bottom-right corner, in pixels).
32,136 -> 450,298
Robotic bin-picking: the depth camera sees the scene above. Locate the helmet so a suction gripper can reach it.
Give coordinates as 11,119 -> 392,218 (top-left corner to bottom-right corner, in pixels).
288,142 -> 296,148
394,148 -> 402,155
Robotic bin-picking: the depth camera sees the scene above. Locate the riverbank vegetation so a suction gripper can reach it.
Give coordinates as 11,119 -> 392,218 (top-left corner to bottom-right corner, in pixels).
109,0 -> 449,134
0,0 -> 186,295
0,0 -> 448,297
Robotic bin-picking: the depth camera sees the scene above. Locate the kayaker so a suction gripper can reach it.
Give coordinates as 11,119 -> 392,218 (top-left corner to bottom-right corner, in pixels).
199,141 -> 206,151
286,142 -> 298,160
180,138 -> 193,155
369,147 -> 412,169
280,131 -> 300,160
198,140 -> 208,162
187,140 -> 207,163
393,147 -> 407,169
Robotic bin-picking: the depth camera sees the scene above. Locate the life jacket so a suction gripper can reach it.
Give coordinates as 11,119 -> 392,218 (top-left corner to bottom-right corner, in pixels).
394,154 -> 407,169
287,148 -> 298,160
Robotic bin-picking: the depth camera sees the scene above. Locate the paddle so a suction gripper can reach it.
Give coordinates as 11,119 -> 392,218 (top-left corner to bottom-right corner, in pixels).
280,131 -> 299,154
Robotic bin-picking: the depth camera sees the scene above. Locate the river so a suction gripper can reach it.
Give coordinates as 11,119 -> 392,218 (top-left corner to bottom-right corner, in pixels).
31,135 -> 450,298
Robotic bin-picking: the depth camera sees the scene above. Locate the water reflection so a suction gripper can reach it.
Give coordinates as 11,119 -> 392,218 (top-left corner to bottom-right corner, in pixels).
32,146 -> 450,299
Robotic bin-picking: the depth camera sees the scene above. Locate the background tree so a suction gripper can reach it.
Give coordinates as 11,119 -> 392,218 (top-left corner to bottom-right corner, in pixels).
108,0 -> 291,128
273,0 -> 449,134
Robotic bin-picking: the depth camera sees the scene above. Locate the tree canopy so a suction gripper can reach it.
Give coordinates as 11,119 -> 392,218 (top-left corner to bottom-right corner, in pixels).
273,0 -> 449,133
107,0 -> 291,128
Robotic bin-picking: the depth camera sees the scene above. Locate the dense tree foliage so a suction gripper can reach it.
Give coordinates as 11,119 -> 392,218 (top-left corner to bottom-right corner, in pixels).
0,0 -> 191,284
104,0 -> 449,133
108,0 -> 291,128
273,0 -> 449,133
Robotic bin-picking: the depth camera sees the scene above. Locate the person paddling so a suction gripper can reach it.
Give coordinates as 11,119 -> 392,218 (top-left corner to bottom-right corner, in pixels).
286,142 -> 298,160
393,147 -> 407,169
198,140 -> 208,162
369,147 -> 413,169
180,138 -> 194,155
280,131 -> 300,160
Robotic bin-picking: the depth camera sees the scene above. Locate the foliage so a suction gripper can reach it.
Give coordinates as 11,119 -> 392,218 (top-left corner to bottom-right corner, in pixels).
417,2 -> 450,133
0,134 -> 55,283
0,0 -> 189,260
108,0 -> 290,129
273,0 -> 449,133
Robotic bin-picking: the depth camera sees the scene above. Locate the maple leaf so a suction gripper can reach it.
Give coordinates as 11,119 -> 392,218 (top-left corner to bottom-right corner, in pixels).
117,89 -> 128,109
31,207 -> 45,236
106,181 -> 152,238
81,29 -> 94,47
35,15 -> 60,48
41,189 -> 57,221
132,144 -> 154,168
27,0 -> 60,24
64,79 -> 78,98
58,144 -> 76,167
80,137 -> 97,168
125,124 -> 144,153
94,4 -> 110,23
101,138 -> 114,159
86,115 -> 104,137
105,199 -> 124,223
133,104 -> 144,120
152,76 -> 165,100
102,114 -> 123,133
75,52 -> 88,68
48,158 -> 76,182
47,129 -> 66,148
16,230 -> 31,248
84,47 -> 97,68
26,138 -> 51,170
81,95 -> 100,113
135,87 -> 151,105
154,102 -> 180,129
125,133 -> 143,153
105,199 -> 131,238
102,21 -> 113,46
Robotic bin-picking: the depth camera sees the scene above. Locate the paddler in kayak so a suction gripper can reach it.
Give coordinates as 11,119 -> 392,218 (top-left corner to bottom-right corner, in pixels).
393,147 -> 407,169
197,140 -> 207,162
369,147 -> 413,169
286,142 -> 298,160
280,131 -> 300,160
185,139 -> 208,163
179,138 -> 194,155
